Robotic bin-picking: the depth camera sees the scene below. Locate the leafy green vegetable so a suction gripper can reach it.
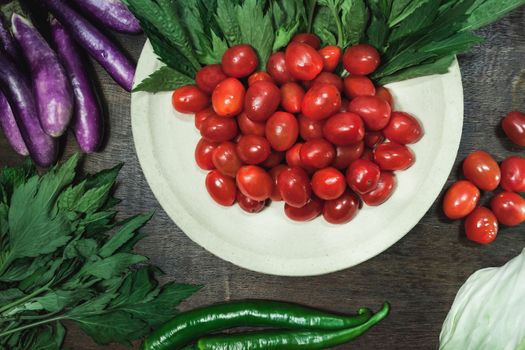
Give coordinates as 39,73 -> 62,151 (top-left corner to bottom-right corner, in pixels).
134,66 -> 195,93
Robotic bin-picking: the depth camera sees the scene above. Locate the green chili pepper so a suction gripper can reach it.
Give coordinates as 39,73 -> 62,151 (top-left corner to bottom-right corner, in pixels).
195,303 -> 390,350
142,300 -> 374,350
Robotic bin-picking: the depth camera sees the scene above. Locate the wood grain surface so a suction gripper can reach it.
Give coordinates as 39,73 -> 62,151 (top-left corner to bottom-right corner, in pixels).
1,7 -> 525,350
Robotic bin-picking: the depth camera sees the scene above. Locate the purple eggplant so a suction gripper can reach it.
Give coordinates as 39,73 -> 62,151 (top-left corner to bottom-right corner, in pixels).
0,15 -> 19,61
51,19 -> 103,153
12,14 -> 73,138
41,0 -> 136,92
0,50 -> 57,167
71,0 -> 141,34
0,92 -> 29,156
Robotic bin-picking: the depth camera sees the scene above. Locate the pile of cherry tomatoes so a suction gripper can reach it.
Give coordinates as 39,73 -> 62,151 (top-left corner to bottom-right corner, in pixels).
172,33 -> 423,224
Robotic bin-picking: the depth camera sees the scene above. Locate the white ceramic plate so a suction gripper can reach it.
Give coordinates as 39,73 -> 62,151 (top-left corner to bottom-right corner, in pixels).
132,40 -> 463,277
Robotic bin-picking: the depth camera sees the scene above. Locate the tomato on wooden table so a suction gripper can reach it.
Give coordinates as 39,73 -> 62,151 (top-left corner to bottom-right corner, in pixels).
248,71 -> 274,86
238,112 -> 265,136
285,42 -> 324,81
442,180 -> 480,219
348,96 -> 391,131
299,114 -> 325,141
200,114 -> 238,142
311,167 -> 346,200
280,83 -> 305,113
212,78 -> 245,117
462,151 -> 500,191
195,138 -> 218,170
291,32 -> 321,49
301,83 -> 341,120
277,167 -> 312,208
332,142 -> 365,170
374,142 -> 415,171
244,81 -> 281,122
346,159 -> 381,194
500,156 -> 525,192
323,190 -> 360,224
212,141 -> 243,177
323,112 -> 365,146
267,51 -> 295,85
205,170 -> 236,206
342,44 -> 380,75
300,139 -> 336,169
221,44 -> 258,78
265,112 -> 299,151
236,135 -> 271,165
318,45 -> 341,72
465,207 -> 498,244
490,191 -> 525,226
343,76 -> 376,99
237,192 -> 266,213
236,165 -> 273,201
285,197 -> 324,222
382,112 -> 423,144
195,64 -> 227,94
362,171 -> 396,206
502,111 -> 525,146
172,85 -> 210,114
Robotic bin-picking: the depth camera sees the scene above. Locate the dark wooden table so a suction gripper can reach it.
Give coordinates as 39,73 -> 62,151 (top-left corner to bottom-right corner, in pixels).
1,8 -> 525,349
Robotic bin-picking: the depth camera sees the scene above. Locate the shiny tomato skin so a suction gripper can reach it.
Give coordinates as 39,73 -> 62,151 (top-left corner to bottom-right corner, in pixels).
443,180 -> 480,219
462,151 -> 501,191
212,78 -> 245,117
300,139 -> 336,169
221,44 -> 258,78
281,83 -> 305,113
319,45 -> 341,72
277,166 -> 312,208
312,72 -> 344,92
383,112 -> 423,144
195,138 -> 218,170
301,83 -> 342,120
342,44 -> 380,75
490,191 -> 525,226
362,171 -> 395,206
364,131 -> 384,148
500,156 -> 525,192
311,167 -> 346,200
502,111 -> 525,146
195,64 -> 228,94
374,142 -> 415,171
205,170 -> 236,206
285,143 -> 309,170
346,159 -> 381,194
212,142 -> 243,177
269,164 -> 287,201
248,71 -> 274,86
332,142 -> 365,170
465,207 -> 498,244
285,197 -> 324,222
238,112 -> 265,136
172,85 -> 210,114
236,165 -> 273,201
265,112 -> 299,151
237,192 -> 266,213
323,190 -> 360,224
292,33 -> 321,49
285,42 -> 324,81
267,52 -> 295,85
244,81 -> 281,122
200,115 -> 238,142
261,150 -> 284,168
195,107 -> 216,130
375,86 -> 393,107
343,76 -> 376,99
323,112 -> 365,146
236,135 -> 271,165
348,96 -> 391,131
299,114 -> 325,141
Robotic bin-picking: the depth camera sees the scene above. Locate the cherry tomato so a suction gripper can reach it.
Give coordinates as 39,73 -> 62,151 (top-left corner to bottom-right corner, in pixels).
375,86 -> 393,107
212,142 -> 243,177
172,85 -> 210,114
265,112 -> 299,151
465,207 -> 498,244
195,107 -> 216,130
342,44 -> 380,75
236,135 -> 271,165
364,131 -> 384,148
277,167 -> 312,208
261,150 -> 284,168
286,143 -> 304,168
311,167 -> 346,200
343,76 -> 376,99
346,159 -> 380,194
195,64 -> 227,94
361,148 -> 374,161
300,139 -> 336,169
221,44 -> 258,78
280,83 -> 305,114
490,191 -> 525,226
237,192 -> 266,213
269,164 -> 287,201
285,42 -> 324,81
332,142 -> 365,170
312,72 -> 344,92
291,33 -> 321,49
298,114 -> 324,141
248,71 -> 274,86
348,96 -> 391,131
195,138 -> 218,170
205,170 -> 236,206
442,180 -> 480,219
267,51 -> 295,85
323,112 -> 365,146
462,151 -> 501,191
285,197 -> 324,222
361,172 -> 395,206
212,78 -> 245,117
323,190 -> 360,224
502,111 -> 525,146
238,112 -> 265,136
244,81 -> 281,122
200,114 -> 238,142
500,156 -> 525,192
236,165 -> 273,201
383,112 -> 423,144
374,142 -> 415,171
301,83 -> 342,120
319,45 -> 341,72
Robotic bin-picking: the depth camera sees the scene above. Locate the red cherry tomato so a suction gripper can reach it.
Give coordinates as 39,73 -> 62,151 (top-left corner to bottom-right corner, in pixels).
348,96 -> 391,131
195,64 -> 228,94
248,71 -> 274,86
383,112 -> 423,144
236,165 -> 273,201
267,51 -> 295,85
269,164 -> 287,201
205,170 -> 236,206
244,81 -> 281,122
261,150 -> 284,168
364,131 -> 384,148
343,76 -> 376,99
323,112 -> 365,146
221,44 -> 258,78
286,143 -> 304,168
311,167 -> 346,200
442,180 -> 480,219
280,83 -> 305,114
291,33 -> 321,50
172,85 -> 210,114
346,159 -> 381,194
301,83 -> 341,120
502,111 -> 525,146
332,142 -> 365,170
212,142 -> 243,177
361,148 -> 374,161
300,139 -> 336,169
342,44 -> 380,75
238,112 -> 265,136
277,167 -> 312,208
285,197 -> 324,222
311,72 -> 344,92
500,156 -> 525,192
323,190 -> 360,224
285,42 -> 324,81
212,78 -> 245,117
462,151 -> 501,191
237,192 -> 266,213
195,138 -> 218,170
375,86 -> 393,107
265,112 -> 299,152
374,142 -> 415,171
200,114 -> 238,142
362,171 -> 395,206
490,191 -> 525,226
298,114 -> 324,141
195,107 -> 216,130
319,45 -> 341,72
236,135 -> 271,165
465,207 -> 498,244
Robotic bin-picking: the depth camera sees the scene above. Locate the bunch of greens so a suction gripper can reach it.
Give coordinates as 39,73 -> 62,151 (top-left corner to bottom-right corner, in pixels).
126,0 -> 525,92
0,155 -> 200,350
